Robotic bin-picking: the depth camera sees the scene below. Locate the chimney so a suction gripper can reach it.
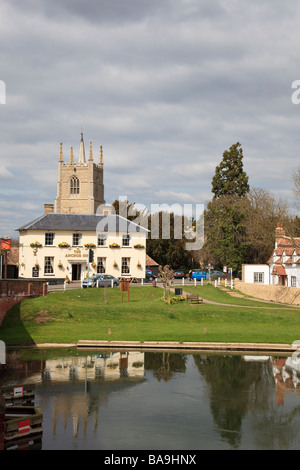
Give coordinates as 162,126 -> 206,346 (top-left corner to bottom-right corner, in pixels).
44,204 -> 54,214
275,222 -> 285,239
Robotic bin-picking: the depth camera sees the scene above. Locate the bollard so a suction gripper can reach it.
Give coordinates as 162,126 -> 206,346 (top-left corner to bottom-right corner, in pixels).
194,278 -> 196,287
141,279 -> 143,286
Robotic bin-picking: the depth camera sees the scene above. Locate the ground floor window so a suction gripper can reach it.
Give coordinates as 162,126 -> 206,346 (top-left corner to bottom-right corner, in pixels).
44,256 -> 54,275
291,276 -> 296,287
97,257 -> 106,274
121,257 -> 130,275
254,272 -> 264,283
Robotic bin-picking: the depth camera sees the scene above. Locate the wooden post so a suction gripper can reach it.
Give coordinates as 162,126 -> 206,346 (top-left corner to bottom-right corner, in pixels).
0,395 -> 5,450
4,252 -> 7,280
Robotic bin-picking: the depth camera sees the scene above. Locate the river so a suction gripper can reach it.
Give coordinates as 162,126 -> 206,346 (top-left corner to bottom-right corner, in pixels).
1,349 -> 300,450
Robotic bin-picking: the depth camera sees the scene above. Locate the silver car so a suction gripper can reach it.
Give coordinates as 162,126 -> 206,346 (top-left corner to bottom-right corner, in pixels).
96,274 -> 120,288
82,274 -> 103,288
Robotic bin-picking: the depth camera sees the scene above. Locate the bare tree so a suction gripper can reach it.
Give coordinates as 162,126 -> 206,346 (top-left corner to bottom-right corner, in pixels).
158,265 -> 174,305
244,187 -> 291,263
292,165 -> 300,210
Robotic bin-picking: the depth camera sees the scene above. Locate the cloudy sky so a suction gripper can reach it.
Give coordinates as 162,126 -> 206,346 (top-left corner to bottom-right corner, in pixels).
1,0 -> 300,237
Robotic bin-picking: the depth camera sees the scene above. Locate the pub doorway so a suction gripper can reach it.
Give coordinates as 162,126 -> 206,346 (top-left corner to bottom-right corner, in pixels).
72,263 -> 82,281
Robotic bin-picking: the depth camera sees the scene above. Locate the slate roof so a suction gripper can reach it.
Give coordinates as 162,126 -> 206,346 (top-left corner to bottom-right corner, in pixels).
16,213 -> 149,233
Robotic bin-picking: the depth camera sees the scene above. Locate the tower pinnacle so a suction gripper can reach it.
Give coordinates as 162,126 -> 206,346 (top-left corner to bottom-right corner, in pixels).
78,132 -> 86,164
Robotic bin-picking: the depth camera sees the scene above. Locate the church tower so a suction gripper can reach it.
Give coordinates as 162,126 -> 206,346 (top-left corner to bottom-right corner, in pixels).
54,133 -> 105,214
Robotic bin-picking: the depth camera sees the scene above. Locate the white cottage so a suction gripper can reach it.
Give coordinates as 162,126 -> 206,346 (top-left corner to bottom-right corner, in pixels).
243,223 -> 300,287
267,223 -> 300,287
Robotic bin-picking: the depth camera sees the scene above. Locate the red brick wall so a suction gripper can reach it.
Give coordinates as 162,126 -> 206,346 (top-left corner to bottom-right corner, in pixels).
0,280 -> 47,326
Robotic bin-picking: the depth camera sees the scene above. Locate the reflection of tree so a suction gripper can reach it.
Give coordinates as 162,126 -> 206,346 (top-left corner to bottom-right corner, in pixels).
251,405 -> 300,450
145,352 -> 187,382
193,355 -> 273,448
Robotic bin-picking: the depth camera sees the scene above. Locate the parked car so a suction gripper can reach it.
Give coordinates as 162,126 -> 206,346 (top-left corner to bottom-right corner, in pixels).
174,270 -> 185,279
191,270 -> 208,280
209,270 -> 226,280
82,274 -> 103,288
97,274 -> 120,288
145,269 -> 155,282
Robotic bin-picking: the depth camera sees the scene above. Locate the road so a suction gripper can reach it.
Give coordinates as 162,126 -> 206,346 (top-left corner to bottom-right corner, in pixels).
47,278 -> 208,292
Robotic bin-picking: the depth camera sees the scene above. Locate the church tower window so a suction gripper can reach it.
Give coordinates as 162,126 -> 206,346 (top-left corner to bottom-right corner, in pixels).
70,175 -> 80,194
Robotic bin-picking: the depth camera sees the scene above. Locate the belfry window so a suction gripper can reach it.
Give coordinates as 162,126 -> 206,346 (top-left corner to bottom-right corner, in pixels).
70,176 -> 80,194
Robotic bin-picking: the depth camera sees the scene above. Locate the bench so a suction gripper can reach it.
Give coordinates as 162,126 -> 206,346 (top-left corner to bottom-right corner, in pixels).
187,294 -> 203,304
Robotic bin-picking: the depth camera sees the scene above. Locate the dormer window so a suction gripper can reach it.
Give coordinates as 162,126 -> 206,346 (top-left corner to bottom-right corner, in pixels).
70,176 -> 80,194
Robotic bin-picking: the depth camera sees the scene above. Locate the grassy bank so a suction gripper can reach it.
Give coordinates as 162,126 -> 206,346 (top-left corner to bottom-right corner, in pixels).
1,285 -> 300,346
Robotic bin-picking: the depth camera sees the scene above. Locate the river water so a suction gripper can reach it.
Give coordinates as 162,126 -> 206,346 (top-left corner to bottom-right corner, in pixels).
1,349 -> 300,451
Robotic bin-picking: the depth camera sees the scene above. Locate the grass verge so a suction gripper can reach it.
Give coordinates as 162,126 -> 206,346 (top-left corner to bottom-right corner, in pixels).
1,286 -> 300,346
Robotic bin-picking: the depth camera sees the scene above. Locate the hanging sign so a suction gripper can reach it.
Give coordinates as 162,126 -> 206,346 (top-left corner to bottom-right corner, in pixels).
0,238 -> 11,251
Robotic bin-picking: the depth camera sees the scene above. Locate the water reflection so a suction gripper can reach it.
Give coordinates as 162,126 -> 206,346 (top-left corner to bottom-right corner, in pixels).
1,351 -> 300,450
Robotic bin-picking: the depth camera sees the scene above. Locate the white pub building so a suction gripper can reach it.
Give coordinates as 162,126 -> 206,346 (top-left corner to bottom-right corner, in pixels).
17,134 -> 148,282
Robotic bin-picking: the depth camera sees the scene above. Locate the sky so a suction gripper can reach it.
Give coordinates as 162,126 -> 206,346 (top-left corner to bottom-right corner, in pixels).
1,0 -> 300,238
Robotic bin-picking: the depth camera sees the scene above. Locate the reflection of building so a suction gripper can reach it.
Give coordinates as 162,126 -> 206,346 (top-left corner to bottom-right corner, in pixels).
9,351 -> 145,439
243,355 -> 300,406
47,352 -> 145,438
44,352 -> 145,382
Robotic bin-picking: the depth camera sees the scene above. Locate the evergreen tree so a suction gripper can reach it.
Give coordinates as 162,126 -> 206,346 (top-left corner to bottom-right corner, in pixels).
211,142 -> 249,198
202,195 -> 248,273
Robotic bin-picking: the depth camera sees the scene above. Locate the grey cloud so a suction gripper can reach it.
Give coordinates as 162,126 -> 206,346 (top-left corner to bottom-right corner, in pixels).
1,0 -> 300,235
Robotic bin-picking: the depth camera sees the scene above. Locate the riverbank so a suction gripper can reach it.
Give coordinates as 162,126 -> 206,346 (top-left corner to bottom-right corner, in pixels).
1,284 -> 300,348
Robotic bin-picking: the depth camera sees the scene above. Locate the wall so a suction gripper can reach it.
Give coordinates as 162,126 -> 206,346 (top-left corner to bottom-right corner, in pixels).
235,279 -> 300,305
55,160 -> 104,214
0,279 -> 47,325
242,264 -> 270,284
18,230 -> 147,280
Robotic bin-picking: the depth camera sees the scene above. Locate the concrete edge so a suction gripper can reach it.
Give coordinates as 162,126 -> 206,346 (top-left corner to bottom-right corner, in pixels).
25,340 -> 300,354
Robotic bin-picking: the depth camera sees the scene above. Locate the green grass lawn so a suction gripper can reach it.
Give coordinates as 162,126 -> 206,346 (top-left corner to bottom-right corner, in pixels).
1,285 -> 300,346
182,283 -> 289,307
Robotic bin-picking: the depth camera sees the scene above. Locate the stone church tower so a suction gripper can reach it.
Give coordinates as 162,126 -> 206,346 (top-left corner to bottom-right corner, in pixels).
54,133 -> 105,214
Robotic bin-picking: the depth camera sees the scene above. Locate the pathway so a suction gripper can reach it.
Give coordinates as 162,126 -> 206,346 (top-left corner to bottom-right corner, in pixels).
167,284 -> 300,309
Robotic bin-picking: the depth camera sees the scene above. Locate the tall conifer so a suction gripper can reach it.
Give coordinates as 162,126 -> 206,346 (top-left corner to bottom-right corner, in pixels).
211,142 -> 249,198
